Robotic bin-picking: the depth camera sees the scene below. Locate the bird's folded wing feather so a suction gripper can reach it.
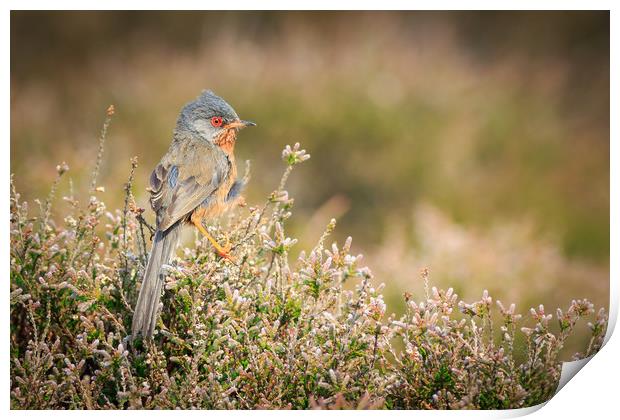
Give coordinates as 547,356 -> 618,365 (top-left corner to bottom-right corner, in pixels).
148,143 -> 228,231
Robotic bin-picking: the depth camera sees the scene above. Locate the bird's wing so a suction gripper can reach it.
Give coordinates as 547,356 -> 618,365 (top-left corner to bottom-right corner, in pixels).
149,141 -> 229,231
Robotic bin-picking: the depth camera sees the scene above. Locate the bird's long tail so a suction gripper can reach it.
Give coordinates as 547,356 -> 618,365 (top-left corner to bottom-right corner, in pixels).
132,222 -> 181,338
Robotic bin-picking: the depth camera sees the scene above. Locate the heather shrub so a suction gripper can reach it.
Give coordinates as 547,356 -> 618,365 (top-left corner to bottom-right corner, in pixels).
10,115 -> 607,409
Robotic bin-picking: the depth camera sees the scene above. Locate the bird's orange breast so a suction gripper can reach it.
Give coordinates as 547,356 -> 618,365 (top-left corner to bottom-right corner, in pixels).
192,129 -> 238,221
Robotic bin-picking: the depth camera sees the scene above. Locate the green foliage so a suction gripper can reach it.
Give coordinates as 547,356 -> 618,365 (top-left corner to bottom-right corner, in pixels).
10,138 -> 607,409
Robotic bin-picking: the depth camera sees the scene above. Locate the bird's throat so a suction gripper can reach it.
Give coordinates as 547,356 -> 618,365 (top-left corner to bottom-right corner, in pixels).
215,129 -> 236,155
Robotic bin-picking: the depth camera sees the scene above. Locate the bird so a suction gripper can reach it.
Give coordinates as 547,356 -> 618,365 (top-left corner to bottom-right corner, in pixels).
131,90 -> 255,339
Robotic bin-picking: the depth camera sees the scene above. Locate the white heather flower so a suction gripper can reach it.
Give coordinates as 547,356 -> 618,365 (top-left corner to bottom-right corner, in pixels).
329,369 -> 338,384
281,142 -> 311,165
282,237 -> 298,248
271,190 -> 292,204
56,162 -> 69,175
264,237 -> 298,254
323,311 -> 338,324
357,266 -> 373,279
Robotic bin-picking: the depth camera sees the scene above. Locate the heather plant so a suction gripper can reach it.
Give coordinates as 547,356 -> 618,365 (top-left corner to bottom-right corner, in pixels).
10,113 -> 607,409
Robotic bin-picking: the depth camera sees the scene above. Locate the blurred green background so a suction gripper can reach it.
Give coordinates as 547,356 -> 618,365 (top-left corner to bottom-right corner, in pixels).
11,11 -> 609,354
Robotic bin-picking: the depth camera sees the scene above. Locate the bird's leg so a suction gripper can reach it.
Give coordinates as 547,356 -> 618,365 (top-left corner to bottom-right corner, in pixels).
196,223 -> 235,262
190,213 -> 235,262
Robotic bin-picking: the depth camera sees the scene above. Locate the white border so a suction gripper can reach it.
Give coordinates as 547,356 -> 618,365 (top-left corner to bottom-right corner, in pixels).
1,1 -> 618,11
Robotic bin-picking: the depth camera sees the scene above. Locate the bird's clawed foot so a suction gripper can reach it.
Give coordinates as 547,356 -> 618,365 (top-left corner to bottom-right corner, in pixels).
214,235 -> 236,263
191,214 -> 237,263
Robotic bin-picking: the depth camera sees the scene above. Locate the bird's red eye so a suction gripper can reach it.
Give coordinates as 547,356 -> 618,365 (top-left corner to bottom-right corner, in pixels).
211,116 -> 223,127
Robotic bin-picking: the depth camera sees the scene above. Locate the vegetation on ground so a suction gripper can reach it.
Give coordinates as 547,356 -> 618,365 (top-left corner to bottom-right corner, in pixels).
10,113 -> 607,409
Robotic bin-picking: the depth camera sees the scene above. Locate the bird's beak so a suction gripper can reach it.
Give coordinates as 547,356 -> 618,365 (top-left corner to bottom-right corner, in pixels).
225,120 -> 256,130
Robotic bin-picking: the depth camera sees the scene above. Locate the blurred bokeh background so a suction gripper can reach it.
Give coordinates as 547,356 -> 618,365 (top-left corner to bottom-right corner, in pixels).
11,11 -> 609,356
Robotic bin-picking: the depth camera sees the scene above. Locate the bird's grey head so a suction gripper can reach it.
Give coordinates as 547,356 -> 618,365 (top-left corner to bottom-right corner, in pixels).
175,90 -> 255,141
